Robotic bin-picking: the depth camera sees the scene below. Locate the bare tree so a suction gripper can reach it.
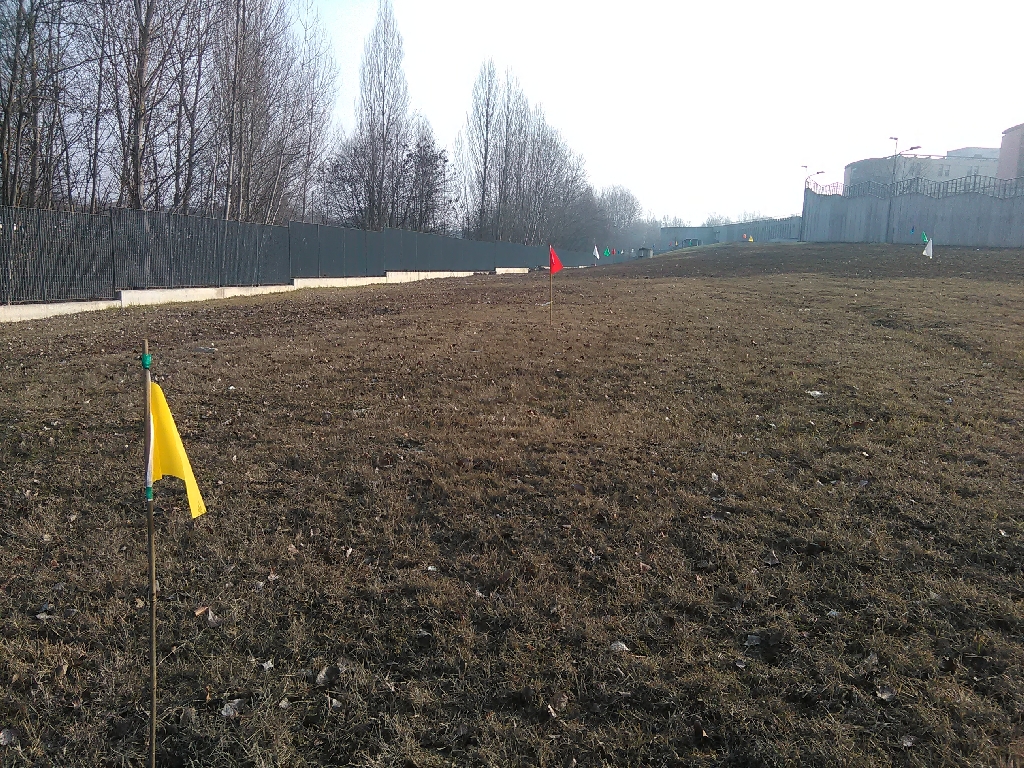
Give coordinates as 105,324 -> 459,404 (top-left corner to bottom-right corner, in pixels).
294,2 -> 334,222
342,0 -> 408,230
0,0 -> 336,222
702,213 -> 732,226
463,58 -> 497,238
1,0 -> 645,251
394,116 -> 449,233
453,62 -> 635,251
599,185 -> 641,231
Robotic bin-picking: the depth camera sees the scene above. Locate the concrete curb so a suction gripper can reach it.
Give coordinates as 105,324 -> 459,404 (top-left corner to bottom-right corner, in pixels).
292,277 -> 387,289
0,299 -> 122,323
384,271 -> 477,283
119,285 -> 296,307
0,268 -> 528,324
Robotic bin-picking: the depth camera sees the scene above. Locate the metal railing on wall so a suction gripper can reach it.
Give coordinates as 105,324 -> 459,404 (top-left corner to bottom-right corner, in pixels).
1,204 -> 630,305
808,175 -> 1024,201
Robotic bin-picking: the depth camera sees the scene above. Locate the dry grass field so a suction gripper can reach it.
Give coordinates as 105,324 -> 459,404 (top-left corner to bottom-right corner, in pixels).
2,242 -> 1023,767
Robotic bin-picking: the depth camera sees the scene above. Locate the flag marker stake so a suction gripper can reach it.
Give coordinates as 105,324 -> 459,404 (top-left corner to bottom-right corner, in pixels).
142,340 -> 157,768
547,245 -> 562,326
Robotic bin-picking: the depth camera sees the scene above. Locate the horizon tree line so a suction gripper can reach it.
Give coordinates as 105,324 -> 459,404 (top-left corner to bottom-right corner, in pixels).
1,0 -> 658,249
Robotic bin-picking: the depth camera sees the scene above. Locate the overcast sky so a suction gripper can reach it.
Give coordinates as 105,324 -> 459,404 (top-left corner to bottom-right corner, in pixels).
316,0 -> 1023,225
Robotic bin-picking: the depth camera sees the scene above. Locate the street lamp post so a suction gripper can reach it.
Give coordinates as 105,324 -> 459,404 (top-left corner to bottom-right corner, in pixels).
889,137 -> 899,190
886,138 -> 920,243
799,168 -> 824,242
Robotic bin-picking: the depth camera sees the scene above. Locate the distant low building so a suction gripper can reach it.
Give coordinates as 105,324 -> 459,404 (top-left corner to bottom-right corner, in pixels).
659,227 -> 714,251
997,123 -> 1024,179
844,147 -> 1000,187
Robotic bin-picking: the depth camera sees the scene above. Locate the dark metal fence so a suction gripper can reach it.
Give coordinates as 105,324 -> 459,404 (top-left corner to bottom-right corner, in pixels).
1,206 -> 116,303
1,205 -> 641,304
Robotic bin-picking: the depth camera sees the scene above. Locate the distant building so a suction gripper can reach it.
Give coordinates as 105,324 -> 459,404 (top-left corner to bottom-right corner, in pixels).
659,227 -> 714,251
844,147 -> 1000,187
997,123 -> 1024,179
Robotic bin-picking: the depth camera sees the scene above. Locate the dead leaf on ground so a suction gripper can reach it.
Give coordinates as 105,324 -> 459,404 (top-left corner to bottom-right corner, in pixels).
876,685 -> 897,702
221,699 -> 246,718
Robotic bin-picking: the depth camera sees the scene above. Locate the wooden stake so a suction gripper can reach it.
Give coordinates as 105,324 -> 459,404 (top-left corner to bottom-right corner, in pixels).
549,267 -> 553,325
142,340 -> 157,768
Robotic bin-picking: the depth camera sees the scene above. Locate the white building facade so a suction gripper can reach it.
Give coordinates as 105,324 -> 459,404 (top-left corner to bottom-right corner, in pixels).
844,147 -> 1000,188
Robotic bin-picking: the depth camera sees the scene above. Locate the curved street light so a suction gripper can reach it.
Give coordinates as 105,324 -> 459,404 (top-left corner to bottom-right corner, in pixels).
886,138 -> 921,243
890,138 -> 922,187
798,168 -> 824,242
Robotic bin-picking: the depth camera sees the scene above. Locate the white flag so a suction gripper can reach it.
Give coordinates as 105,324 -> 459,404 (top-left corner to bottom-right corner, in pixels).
923,238 -> 933,259
593,245 -> 600,260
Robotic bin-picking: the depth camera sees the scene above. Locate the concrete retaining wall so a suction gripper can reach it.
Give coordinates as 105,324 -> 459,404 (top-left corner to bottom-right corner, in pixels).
800,190 -> 889,243
802,188 -> 1024,247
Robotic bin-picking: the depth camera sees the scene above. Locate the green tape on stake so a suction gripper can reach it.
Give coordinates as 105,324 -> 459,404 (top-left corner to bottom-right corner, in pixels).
146,487 -> 153,501
141,354 -> 152,369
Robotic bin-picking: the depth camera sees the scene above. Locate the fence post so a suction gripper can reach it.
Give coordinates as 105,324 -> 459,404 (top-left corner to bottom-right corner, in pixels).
219,217 -> 227,288
109,210 -> 117,299
39,209 -> 48,303
254,225 -> 261,287
3,208 -> 12,305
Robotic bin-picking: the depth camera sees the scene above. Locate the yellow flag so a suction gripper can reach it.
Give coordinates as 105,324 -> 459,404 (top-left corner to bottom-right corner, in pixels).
147,382 -> 207,518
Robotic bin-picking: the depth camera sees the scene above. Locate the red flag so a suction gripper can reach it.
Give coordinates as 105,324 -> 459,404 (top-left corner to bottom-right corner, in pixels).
549,245 -> 563,274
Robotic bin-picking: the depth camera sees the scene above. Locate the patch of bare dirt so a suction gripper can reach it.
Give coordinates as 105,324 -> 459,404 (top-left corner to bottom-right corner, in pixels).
1,243 -> 1023,766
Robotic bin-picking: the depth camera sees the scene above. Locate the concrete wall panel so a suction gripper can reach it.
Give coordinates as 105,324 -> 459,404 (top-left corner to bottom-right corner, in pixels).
803,189 -> 1024,247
